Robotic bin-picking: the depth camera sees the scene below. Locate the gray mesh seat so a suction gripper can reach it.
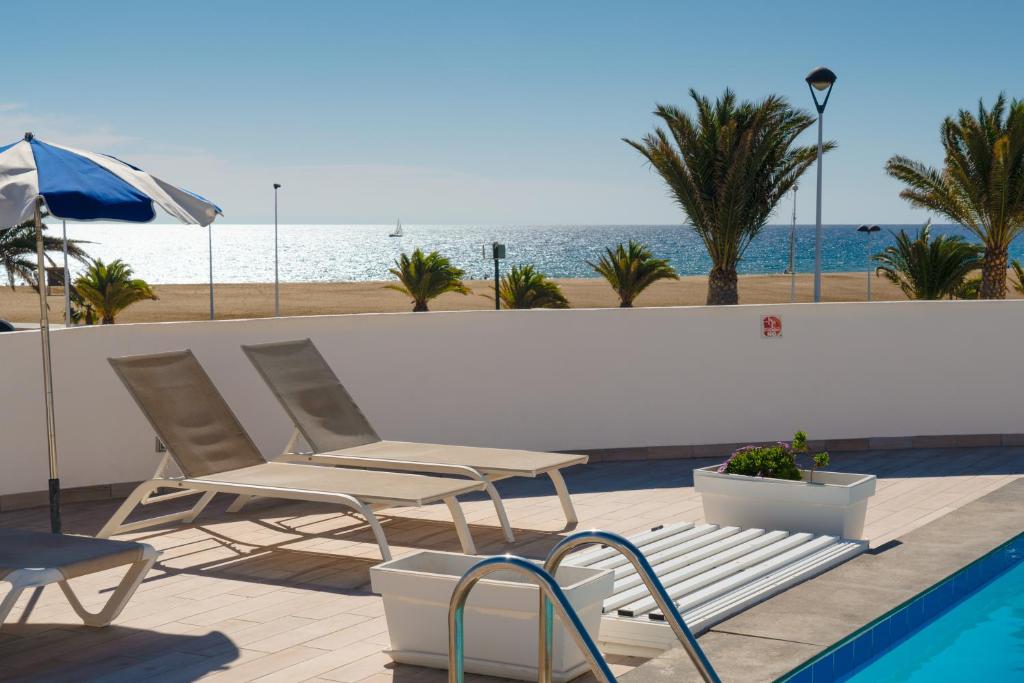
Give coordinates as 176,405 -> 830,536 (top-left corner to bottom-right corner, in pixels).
241,339 -> 589,541
98,350 -> 485,560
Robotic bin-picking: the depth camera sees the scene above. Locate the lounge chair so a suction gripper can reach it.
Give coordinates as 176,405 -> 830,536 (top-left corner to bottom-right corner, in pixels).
0,528 -> 158,626
97,350 -> 487,560
234,338 -> 589,542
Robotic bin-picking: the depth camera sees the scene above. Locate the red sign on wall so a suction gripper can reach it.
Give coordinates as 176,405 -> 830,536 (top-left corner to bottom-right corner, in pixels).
762,315 -> 782,338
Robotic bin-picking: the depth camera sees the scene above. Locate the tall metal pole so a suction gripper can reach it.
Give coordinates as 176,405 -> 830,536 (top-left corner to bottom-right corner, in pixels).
62,220 -> 71,326
813,112 -> 824,302
790,186 -> 798,303
208,223 -> 215,320
274,184 -> 281,317
494,257 -> 500,310
34,199 -> 60,533
866,229 -> 873,302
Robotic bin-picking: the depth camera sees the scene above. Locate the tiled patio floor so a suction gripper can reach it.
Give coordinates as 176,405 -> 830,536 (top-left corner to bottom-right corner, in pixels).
1,446 -> 1021,682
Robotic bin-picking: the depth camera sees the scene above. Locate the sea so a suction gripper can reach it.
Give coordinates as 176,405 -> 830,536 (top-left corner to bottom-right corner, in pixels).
55,223 -> 1009,285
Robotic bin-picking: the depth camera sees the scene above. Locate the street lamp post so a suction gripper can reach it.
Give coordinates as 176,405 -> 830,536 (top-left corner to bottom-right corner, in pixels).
208,223 -> 215,320
805,66 -> 837,303
484,242 -> 506,310
61,220 -> 71,326
273,183 -> 282,317
857,224 -> 881,301
789,185 -> 798,303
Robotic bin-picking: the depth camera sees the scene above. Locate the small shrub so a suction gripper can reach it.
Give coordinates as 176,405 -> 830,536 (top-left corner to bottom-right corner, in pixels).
719,444 -> 802,480
717,431 -> 830,482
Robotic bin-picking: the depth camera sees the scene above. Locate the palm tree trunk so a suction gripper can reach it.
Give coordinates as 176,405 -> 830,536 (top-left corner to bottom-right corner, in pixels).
980,247 -> 1008,299
706,266 -> 738,305
413,301 -> 429,312
102,314 -> 115,324
619,299 -> 633,308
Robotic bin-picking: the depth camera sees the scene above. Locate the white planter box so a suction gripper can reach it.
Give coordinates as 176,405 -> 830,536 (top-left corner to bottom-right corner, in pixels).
370,550 -> 613,682
694,466 -> 877,539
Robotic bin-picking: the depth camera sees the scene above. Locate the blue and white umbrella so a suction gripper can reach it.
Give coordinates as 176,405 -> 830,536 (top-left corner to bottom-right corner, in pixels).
0,132 -> 222,532
0,133 -> 220,227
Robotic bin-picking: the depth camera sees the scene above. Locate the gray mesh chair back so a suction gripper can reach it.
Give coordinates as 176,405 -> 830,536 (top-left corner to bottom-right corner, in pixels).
108,351 -> 266,478
242,339 -> 381,452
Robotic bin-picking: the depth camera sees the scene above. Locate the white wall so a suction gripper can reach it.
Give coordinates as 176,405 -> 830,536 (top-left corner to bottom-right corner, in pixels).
1,301 -> 1021,496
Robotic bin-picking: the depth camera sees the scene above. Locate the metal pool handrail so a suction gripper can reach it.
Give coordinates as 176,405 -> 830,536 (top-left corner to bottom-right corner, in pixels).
447,554 -> 617,683
543,530 -> 721,683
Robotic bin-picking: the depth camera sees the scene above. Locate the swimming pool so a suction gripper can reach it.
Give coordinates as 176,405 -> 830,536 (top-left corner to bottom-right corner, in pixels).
781,532 -> 1023,682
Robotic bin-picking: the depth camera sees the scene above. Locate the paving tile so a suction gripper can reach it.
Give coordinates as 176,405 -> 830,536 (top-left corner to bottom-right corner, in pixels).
200,646 -> 328,682
251,640 -> 382,683
0,448 -> 1021,682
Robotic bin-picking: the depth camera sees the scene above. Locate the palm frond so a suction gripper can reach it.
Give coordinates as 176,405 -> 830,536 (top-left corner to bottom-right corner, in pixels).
587,241 -> 678,307
385,248 -> 469,311
498,265 -> 568,309
872,222 -> 983,300
1010,258 -> 1024,294
73,258 -> 156,323
0,216 -> 89,290
886,96 -> 1024,298
625,89 -> 828,304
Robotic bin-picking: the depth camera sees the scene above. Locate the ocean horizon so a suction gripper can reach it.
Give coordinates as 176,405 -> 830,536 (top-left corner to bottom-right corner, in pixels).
56,222 -> 1008,285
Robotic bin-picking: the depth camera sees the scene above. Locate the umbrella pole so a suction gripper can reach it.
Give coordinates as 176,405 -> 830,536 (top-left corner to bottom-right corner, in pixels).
34,199 -> 61,533
62,220 -> 71,326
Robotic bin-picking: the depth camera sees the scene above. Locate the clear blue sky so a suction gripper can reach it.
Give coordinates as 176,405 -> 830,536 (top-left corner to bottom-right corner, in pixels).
6,0 -> 1022,224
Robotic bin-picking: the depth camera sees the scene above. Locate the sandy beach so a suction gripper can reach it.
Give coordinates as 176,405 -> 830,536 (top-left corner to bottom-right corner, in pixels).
1,272 -> 1016,324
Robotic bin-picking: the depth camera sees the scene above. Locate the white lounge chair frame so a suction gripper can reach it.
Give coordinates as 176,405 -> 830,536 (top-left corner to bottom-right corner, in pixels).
230,429 -> 583,544
98,351 -> 486,561
234,339 -> 589,542
1,543 -> 158,627
97,454 -> 477,561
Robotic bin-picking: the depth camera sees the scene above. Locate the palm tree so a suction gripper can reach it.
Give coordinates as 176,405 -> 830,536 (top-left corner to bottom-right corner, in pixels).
498,265 -> 569,309
1010,259 -> 1024,295
886,95 -> 1024,299
0,218 -> 89,290
588,241 -> 678,307
954,276 -> 982,300
624,89 -> 829,304
73,258 -> 157,324
67,284 -> 99,324
872,222 -> 982,300
385,248 -> 469,312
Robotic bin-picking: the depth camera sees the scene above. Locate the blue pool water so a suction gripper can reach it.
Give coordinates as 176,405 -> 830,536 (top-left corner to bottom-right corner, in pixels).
844,551 -> 1024,681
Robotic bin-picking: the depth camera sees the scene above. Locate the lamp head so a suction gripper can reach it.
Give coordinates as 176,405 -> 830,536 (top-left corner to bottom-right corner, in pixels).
273,183 -> 282,189
805,67 -> 837,113
805,67 -> 837,91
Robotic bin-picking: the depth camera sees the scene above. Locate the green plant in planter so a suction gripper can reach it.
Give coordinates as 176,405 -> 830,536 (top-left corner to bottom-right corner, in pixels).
810,452 -> 830,483
717,430 -> 830,482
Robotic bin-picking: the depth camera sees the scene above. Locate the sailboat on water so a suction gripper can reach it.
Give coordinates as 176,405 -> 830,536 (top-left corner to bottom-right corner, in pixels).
389,218 -> 403,237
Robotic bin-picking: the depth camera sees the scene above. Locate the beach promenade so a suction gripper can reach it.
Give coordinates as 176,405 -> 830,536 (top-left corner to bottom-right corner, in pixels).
4,271 -> 1002,324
